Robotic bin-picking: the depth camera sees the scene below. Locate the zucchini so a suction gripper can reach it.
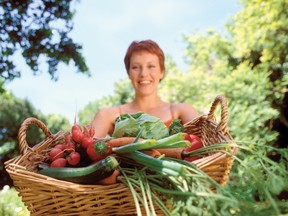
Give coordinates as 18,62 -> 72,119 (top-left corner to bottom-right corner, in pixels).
38,156 -> 119,184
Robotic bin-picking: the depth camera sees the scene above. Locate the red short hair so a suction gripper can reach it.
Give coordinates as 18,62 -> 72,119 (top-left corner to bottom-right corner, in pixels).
124,40 -> 165,73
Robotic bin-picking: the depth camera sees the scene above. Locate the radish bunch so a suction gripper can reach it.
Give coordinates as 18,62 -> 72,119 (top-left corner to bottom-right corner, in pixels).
48,117 -> 96,168
49,143 -> 81,168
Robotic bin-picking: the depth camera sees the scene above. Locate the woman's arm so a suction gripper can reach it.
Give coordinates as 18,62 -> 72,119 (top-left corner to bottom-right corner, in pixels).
174,103 -> 200,124
91,107 -> 119,138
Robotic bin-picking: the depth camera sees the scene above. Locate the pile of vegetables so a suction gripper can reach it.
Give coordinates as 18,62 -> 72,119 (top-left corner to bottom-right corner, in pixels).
112,112 -> 170,139
39,113 -> 237,214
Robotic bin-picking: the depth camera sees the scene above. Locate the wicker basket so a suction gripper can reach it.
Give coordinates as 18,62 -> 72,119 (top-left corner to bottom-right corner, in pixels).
5,95 -> 237,215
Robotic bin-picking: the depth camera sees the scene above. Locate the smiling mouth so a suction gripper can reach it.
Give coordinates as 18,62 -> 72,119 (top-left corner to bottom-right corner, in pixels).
139,80 -> 151,84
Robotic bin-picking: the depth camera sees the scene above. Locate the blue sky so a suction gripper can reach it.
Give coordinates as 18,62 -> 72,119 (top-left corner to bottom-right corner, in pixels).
5,1 -> 241,123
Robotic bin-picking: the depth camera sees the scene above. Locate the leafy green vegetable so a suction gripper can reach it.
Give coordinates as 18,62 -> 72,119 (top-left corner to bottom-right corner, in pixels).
168,119 -> 184,135
112,112 -> 169,139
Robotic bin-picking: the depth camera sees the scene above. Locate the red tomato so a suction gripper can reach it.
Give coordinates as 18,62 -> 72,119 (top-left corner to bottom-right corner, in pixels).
189,134 -> 201,142
86,143 -> 106,161
184,156 -> 200,162
184,133 -> 201,143
49,147 -> 65,161
183,133 -> 203,162
186,139 -> 203,152
50,158 -> 67,168
67,151 -> 81,166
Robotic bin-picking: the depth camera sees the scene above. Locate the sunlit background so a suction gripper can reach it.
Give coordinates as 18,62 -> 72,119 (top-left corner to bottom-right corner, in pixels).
5,0 -> 241,121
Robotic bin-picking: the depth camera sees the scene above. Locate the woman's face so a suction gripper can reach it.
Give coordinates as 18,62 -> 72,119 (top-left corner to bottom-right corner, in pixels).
128,51 -> 164,97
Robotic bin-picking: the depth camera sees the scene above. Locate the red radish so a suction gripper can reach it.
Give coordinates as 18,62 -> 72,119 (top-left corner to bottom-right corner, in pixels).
54,144 -> 66,151
81,136 -> 94,149
65,133 -> 73,144
81,125 -> 95,149
83,125 -> 95,138
71,116 -> 84,143
83,125 -> 89,137
65,142 -> 76,153
67,151 -> 81,166
88,125 -> 95,137
64,133 -> 76,153
50,158 -> 67,168
49,147 -> 65,161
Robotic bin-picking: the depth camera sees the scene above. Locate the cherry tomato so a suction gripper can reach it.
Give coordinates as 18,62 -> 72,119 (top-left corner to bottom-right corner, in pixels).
87,143 -> 106,161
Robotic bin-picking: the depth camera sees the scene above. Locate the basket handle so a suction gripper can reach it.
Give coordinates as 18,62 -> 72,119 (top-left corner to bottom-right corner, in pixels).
207,95 -> 229,133
18,117 -> 52,155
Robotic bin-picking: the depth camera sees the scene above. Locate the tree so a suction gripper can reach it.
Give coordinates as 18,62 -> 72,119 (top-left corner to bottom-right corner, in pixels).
226,0 -> 288,148
159,0 -> 287,213
0,90 -> 71,187
0,0 -> 89,82
46,113 -> 71,134
78,79 -> 134,125
77,0 -> 287,213
0,91 -> 43,187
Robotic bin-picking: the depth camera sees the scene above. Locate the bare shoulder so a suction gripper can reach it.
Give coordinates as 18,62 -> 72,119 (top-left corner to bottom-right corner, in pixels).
97,106 -> 119,116
93,106 -> 120,122
172,103 -> 200,124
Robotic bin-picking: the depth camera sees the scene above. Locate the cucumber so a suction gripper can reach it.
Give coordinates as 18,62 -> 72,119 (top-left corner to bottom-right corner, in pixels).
38,156 -> 119,184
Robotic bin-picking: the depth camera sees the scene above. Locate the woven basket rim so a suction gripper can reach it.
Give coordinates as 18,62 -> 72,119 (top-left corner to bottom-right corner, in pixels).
4,94 -> 238,215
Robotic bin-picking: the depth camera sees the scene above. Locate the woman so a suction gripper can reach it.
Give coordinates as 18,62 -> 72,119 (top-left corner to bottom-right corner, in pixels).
92,39 -> 199,138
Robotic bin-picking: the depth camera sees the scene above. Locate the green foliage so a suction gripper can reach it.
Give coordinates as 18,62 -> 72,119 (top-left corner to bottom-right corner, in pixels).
169,119 -> 184,135
0,91 -> 45,156
0,90 -> 70,187
78,0 -> 287,214
0,186 -> 29,216
46,114 -> 71,134
0,0 -> 89,82
226,142 -> 288,215
1,0 -> 286,214
226,0 -> 288,145
79,79 -> 134,125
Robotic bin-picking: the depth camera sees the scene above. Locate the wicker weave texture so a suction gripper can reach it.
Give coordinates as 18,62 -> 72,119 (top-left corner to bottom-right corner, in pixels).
5,95 -> 236,215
